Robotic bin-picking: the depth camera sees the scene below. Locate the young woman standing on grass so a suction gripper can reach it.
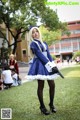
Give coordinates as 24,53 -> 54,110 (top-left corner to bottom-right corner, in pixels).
27,27 -> 64,115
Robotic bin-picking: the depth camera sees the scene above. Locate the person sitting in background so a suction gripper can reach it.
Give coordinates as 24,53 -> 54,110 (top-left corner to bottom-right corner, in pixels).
1,65 -> 13,89
11,68 -> 18,87
9,54 -> 19,74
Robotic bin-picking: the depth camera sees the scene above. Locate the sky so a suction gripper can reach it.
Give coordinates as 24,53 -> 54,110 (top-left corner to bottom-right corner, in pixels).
47,0 -> 80,22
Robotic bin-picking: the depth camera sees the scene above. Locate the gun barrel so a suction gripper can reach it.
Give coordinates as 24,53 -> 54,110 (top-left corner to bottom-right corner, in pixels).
52,67 -> 64,79
58,71 -> 64,79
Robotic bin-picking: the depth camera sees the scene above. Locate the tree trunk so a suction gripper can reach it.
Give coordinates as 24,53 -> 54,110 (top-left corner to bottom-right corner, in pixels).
12,41 -> 17,54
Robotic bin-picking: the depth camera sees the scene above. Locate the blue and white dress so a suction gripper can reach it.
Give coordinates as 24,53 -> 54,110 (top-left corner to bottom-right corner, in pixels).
25,39 -> 59,81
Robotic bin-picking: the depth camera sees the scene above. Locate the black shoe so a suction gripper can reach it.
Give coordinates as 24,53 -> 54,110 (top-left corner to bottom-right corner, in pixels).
40,106 -> 50,115
49,104 -> 57,113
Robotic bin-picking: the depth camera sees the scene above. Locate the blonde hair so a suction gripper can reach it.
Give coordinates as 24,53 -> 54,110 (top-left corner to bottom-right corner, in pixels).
29,27 -> 42,41
9,54 -> 16,59
29,27 -> 46,50
10,54 -> 14,57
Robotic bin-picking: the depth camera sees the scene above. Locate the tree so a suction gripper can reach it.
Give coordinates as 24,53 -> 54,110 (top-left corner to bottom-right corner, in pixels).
39,8 -> 68,45
40,25 -> 61,45
0,0 -> 46,54
72,51 -> 80,60
0,0 -> 67,54
41,7 -> 67,31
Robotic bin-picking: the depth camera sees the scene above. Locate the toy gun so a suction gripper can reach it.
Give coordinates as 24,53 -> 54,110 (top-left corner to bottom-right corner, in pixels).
52,67 -> 64,79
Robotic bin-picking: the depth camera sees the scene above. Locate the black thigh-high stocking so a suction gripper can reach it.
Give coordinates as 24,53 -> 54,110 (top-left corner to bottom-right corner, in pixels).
37,80 -> 45,108
47,80 -> 55,106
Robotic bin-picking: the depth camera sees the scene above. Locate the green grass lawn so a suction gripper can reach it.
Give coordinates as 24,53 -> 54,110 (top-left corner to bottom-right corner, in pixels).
0,65 -> 80,120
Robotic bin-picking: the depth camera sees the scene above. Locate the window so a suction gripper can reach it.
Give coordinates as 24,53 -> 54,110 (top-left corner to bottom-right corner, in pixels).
22,49 -> 27,57
69,30 -> 80,34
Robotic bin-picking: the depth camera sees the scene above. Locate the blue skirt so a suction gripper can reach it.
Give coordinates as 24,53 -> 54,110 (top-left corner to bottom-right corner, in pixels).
25,58 -> 59,81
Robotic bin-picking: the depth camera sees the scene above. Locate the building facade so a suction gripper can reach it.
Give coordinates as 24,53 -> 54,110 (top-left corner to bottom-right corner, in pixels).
0,23 -> 31,63
49,20 -> 80,61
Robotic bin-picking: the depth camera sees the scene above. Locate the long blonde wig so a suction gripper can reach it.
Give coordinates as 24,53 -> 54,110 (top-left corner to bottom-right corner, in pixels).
28,27 -> 47,59
29,27 -> 46,50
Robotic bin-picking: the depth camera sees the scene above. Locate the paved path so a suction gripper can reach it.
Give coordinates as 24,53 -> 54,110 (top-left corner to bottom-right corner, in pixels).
19,67 -> 29,79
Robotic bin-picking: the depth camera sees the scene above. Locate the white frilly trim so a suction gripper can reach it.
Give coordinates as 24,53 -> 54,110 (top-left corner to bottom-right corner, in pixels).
22,74 -> 59,83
